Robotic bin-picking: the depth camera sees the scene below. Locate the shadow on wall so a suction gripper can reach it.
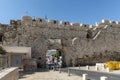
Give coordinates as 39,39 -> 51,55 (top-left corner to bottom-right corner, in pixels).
76,50 -> 120,66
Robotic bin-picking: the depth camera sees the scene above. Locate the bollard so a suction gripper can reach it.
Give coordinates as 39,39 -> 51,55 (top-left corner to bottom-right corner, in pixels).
68,68 -> 70,76
82,74 -> 88,80
102,66 -> 105,71
86,65 -> 89,70
100,76 -> 108,80
79,65 -> 80,69
106,68 -> 110,72
59,67 -> 61,73
95,66 -> 98,71
53,66 -> 55,71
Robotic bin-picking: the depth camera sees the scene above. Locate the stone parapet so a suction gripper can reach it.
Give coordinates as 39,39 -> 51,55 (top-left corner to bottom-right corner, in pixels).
0,67 -> 19,80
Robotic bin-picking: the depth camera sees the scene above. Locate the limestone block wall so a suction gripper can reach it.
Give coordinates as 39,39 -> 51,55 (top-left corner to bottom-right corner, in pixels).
1,16 -> 120,66
0,67 -> 18,80
72,24 -> 120,65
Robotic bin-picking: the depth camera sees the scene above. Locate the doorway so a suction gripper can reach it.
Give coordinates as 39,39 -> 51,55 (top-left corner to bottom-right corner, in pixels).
46,49 -> 66,68
11,55 -> 22,68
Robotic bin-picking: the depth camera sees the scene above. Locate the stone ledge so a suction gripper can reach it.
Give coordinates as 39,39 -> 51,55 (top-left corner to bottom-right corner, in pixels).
0,67 -> 19,80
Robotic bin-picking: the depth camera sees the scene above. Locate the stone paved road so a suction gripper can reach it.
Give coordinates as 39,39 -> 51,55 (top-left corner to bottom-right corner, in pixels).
19,69 -> 82,80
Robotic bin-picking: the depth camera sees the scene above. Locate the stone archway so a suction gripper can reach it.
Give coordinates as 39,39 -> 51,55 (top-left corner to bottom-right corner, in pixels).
31,37 -> 76,68
46,38 -> 67,67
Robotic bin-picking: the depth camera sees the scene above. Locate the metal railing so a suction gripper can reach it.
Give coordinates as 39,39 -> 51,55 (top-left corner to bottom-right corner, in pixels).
0,56 -> 8,71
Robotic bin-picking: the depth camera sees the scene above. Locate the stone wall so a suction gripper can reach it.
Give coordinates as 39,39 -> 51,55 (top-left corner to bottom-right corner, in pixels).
1,16 -> 120,66
0,67 -> 18,80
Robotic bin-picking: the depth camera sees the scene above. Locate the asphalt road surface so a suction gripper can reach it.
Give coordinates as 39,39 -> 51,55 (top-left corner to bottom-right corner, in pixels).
61,68 -> 120,80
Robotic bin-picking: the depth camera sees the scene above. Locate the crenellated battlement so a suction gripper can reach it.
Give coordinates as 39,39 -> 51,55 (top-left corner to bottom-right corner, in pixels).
20,16 -> 91,30
16,16 -> 120,30
0,16 -> 117,33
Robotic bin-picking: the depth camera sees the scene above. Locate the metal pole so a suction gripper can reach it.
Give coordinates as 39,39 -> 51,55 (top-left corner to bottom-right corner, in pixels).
79,65 -> 80,69
68,68 -> 70,76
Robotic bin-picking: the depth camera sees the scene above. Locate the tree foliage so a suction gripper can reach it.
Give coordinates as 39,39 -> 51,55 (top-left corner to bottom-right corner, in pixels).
0,46 -> 6,55
53,49 -> 63,59
53,50 -> 59,59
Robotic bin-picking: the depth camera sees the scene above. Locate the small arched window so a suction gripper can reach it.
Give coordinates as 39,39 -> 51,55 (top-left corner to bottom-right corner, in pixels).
84,25 -> 87,27
39,19 -> 42,22
54,20 -> 57,24
64,22 -> 67,25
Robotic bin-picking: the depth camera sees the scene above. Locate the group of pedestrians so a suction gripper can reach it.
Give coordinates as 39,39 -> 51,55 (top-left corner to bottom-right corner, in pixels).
46,56 -> 62,70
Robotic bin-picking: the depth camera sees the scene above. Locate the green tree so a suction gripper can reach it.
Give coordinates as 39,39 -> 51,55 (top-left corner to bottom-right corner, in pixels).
53,50 -> 59,59
0,46 -> 6,55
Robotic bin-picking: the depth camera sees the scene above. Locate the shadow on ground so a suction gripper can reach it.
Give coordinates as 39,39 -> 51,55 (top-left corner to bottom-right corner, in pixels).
19,68 -> 50,79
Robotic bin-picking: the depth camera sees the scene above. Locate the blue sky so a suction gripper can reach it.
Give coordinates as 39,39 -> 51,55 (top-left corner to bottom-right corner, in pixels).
0,0 -> 120,25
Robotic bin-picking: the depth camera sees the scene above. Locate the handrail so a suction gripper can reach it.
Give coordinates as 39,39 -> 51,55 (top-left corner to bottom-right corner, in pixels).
93,30 -> 102,40
92,25 -> 108,40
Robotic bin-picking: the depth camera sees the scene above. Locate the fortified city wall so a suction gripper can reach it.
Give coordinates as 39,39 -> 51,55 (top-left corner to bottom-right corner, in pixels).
0,16 -> 120,67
